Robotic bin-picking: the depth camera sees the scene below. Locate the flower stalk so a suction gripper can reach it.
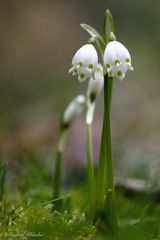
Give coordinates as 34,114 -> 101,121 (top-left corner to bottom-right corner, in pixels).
96,9 -> 118,238
86,119 -> 95,213
96,75 -> 114,207
86,64 -> 104,216
0,161 -> 7,212
103,11 -> 118,237
104,74 -> 114,193
53,129 -> 67,199
53,95 -> 85,200
68,8 -> 133,237
96,10 -> 114,206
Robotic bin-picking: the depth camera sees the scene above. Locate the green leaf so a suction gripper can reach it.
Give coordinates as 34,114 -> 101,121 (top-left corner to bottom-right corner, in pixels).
104,189 -> 118,238
0,161 -> 7,202
80,23 -> 106,54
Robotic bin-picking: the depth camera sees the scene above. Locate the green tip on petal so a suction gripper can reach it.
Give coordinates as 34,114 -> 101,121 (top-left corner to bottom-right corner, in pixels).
88,64 -> 93,69
114,59 -> 120,65
106,64 -> 111,69
117,71 -> 122,77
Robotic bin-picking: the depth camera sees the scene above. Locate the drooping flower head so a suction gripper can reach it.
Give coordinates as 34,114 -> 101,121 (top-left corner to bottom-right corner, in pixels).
88,63 -> 104,102
69,44 -> 98,82
86,64 -> 104,124
62,95 -> 85,127
104,41 -> 133,80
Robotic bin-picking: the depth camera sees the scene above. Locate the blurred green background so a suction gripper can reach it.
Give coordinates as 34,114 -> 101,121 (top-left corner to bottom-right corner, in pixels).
0,0 -> 160,182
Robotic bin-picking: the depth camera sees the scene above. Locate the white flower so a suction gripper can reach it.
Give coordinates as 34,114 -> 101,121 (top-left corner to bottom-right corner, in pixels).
63,95 -> 85,126
88,63 -> 104,101
104,41 -> 133,80
86,64 -> 104,124
69,44 -> 98,82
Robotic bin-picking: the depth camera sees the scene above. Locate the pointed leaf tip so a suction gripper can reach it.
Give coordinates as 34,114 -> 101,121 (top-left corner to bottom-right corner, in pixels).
104,9 -> 115,43
80,23 -> 106,53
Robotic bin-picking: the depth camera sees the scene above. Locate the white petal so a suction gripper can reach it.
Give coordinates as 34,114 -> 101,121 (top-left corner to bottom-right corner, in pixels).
72,44 -> 98,66
88,64 -> 104,97
76,66 -> 91,78
112,41 -> 131,63
104,42 -> 117,67
63,95 -> 85,124
76,95 -> 86,104
70,44 -> 98,82
129,66 -> 134,71
68,66 -> 75,74
103,40 -> 133,80
78,75 -> 86,82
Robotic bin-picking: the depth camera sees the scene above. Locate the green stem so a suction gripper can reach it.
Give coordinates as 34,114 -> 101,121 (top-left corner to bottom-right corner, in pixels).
86,122 -> 95,210
96,77 -> 113,207
96,116 -> 106,207
53,150 -> 62,199
103,9 -> 118,237
97,71 -> 117,239
104,75 -> 114,193
96,9 -> 115,208
0,162 -> 7,203
53,130 -> 67,199
0,162 -> 7,213
96,9 -> 118,237
86,99 -> 96,217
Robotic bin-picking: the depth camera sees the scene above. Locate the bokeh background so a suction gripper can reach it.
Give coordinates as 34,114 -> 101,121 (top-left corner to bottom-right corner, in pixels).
0,0 -> 160,186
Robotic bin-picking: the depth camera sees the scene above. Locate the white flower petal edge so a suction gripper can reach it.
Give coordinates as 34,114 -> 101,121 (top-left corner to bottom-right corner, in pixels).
69,44 -> 98,82
104,41 -> 133,80
63,95 -> 85,125
88,63 -> 104,98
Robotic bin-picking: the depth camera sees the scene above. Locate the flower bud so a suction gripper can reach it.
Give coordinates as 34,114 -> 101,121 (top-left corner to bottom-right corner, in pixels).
62,95 -> 85,127
104,41 -> 133,80
69,44 -> 98,82
88,63 -> 104,102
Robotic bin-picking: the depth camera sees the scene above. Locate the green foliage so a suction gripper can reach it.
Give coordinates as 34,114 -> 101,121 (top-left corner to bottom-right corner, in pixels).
0,198 -> 95,240
0,172 -> 159,240
0,161 -> 7,202
117,192 -> 160,240
0,152 -> 159,239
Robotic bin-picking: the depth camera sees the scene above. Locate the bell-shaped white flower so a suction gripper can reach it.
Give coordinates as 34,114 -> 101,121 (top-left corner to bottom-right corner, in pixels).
86,64 -> 104,124
63,95 -> 85,126
69,44 -> 98,82
104,41 -> 133,80
88,63 -> 104,101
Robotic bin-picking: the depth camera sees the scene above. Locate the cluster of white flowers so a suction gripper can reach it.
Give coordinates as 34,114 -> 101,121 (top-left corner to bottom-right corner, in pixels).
69,41 -> 133,82
67,40 -> 133,123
